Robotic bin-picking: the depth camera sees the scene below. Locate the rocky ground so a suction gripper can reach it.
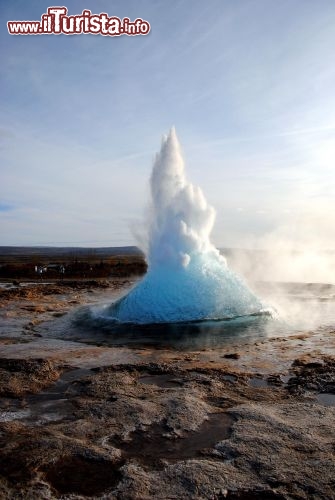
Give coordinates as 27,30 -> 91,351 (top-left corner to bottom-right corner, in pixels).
0,280 -> 334,499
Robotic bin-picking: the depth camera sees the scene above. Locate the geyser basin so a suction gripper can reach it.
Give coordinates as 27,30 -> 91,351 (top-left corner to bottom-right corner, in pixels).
106,128 -> 267,324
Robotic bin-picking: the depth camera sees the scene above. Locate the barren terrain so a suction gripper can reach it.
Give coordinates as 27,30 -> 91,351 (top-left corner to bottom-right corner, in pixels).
0,274 -> 334,499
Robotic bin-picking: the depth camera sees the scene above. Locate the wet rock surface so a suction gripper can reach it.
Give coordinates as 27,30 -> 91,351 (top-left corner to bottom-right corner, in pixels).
0,280 -> 334,499
0,358 -> 334,499
0,357 -> 62,397
288,355 -> 335,395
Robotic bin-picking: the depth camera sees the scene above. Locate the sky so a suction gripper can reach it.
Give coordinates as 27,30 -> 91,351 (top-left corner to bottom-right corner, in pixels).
1,0 -> 335,249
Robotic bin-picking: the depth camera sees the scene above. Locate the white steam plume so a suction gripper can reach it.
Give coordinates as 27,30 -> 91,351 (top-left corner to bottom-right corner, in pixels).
107,129 -> 266,324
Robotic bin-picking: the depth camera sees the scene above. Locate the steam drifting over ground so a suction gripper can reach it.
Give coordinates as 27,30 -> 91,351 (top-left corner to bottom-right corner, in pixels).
106,129 -> 265,324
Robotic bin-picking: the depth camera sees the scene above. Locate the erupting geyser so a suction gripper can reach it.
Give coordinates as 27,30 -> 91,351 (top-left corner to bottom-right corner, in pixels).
107,128 -> 265,324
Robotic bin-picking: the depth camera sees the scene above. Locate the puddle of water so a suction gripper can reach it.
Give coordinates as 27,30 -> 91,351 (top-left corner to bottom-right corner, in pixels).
316,393 -> 335,407
0,409 -> 31,422
139,373 -> 183,388
112,412 -> 234,468
23,368 -> 92,423
27,368 -> 91,403
28,398 -> 75,424
0,282 -> 53,289
249,377 -> 269,388
43,455 -> 123,496
223,374 -> 237,383
225,490 -> 285,500
0,368 -> 92,425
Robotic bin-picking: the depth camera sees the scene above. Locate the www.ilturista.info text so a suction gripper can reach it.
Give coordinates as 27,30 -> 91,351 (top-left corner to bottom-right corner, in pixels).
7,7 -> 151,36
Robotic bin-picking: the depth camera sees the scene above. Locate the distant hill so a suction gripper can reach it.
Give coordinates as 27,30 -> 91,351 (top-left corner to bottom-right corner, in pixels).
0,246 -> 143,263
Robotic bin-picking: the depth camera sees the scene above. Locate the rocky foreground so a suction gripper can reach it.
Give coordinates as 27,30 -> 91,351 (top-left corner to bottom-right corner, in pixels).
0,281 -> 334,499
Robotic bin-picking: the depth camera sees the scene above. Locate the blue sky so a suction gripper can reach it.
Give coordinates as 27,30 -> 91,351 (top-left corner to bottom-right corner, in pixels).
1,0 -> 335,248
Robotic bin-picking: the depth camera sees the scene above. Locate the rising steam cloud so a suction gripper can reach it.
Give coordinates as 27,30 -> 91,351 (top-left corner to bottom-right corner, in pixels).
107,129 -> 265,324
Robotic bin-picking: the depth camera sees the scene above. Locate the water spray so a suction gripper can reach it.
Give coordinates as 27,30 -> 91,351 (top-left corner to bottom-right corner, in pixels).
107,128 -> 265,324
